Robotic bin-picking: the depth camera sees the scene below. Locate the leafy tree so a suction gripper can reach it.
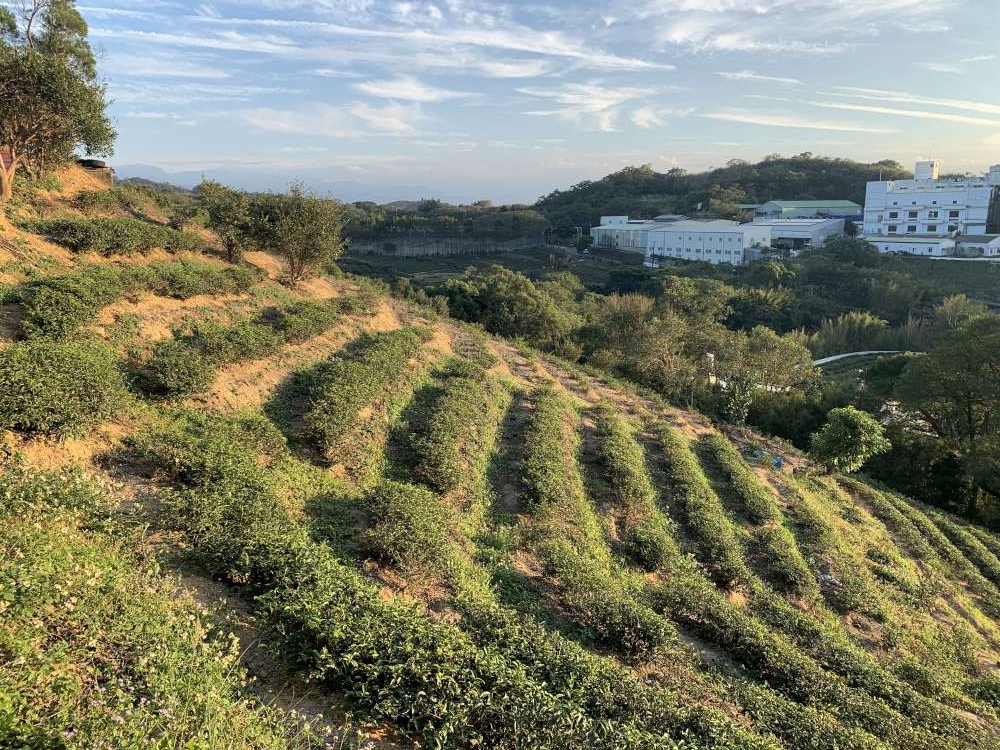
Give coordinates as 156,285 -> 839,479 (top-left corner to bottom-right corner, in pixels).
896,317 -> 1000,512
246,183 -> 346,283
809,406 -> 890,473
715,326 -> 816,423
0,0 -> 113,200
197,179 -> 251,262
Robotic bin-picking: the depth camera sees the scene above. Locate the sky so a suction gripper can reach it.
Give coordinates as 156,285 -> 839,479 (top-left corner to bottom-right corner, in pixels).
75,0 -> 1000,203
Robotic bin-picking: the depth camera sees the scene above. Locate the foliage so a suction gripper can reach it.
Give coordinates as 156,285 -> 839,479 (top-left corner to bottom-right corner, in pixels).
0,338 -> 128,435
197,179 -> 252,262
141,301 -> 342,398
246,183 -> 346,283
27,217 -> 206,255
657,425 -> 750,586
19,260 -> 265,339
0,463 -> 309,749
0,15 -> 114,199
365,479 -> 457,573
593,404 -> 679,570
810,406 -> 891,473
305,328 -> 429,453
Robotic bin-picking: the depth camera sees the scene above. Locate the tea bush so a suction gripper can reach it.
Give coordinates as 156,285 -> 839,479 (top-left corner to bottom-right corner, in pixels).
306,327 -> 430,452
702,433 -> 780,524
19,260 -> 265,340
141,302 -> 343,398
657,425 -> 751,587
27,218 -> 207,255
409,361 -> 507,496
365,479 -> 457,573
594,405 -> 679,571
0,464 -> 310,749
0,339 -> 129,435
929,510 -> 1000,588
133,415 -> 681,749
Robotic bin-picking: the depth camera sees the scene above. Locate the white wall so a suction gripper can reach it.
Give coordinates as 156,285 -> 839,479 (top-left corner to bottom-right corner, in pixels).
646,227 -> 745,265
864,178 -> 996,236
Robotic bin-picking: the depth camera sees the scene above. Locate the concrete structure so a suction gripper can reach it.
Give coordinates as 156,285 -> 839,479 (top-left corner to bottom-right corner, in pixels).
595,215 -> 845,266
755,200 -> 862,220
744,218 -> 845,252
865,235 -> 956,256
863,160 -> 1000,238
957,235 -> 1000,257
646,220 -> 745,265
590,214 -> 687,252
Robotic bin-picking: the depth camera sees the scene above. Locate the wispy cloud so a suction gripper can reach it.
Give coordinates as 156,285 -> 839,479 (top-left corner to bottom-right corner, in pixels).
827,87 -> 1000,116
630,106 -> 693,128
716,70 -> 801,85
701,109 -> 896,133
519,81 -> 656,131
239,101 -> 421,137
810,100 -> 1000,127
352,75 -> 471,102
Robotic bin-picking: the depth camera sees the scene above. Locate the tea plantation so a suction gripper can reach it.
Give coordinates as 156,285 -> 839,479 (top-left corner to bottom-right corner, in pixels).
2,186 -> 1000,749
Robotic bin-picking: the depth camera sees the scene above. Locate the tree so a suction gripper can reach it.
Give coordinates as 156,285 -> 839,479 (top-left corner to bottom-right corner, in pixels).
896,317 -> 1000,513
197,180 -> 251,262
246,184 -> 346,283
714,326 -> 816,423
0,1 -> 113,200
809,406 -> 890,473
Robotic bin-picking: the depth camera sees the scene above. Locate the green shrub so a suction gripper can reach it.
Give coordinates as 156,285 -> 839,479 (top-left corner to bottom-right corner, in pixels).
0,339 -> 129,435
365,480 -> 457,572
306,328 -> 430,452
19,265 -> 127,339
27,217 -> 206,255
18,261 -> 265,340
72,188 -> 122,214
594,405 -> 679,571
192,319 -> 285,363
657,426 -> 751,586
751,524 -> 815,595
702,433 -> 780,524
271,301 -> 340,344
141,339 -> 217,398
409,363 -> 503,495
133,415 -> 677,749
0,465 -> 306,749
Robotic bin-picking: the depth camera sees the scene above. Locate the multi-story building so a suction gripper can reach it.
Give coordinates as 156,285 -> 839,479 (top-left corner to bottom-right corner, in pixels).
591,216 -> 844,265
863,161 -> 1000,238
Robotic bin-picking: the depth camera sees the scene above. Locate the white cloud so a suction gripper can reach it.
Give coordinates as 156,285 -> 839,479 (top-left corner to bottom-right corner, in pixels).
240,101 -> 421,137
810,101 -> 1000,127
701,109 -> 895,133
352,75 -> 470,102
630,106 -> 693,128
520,81 -> 656,130
350,101 -> 421,133
717,70 -> 801,85
313,68 -> 361,78
961,54 -> 996,63
829,87 -> 1000,116
103,53 -> 231,80
915,61 -> 964,73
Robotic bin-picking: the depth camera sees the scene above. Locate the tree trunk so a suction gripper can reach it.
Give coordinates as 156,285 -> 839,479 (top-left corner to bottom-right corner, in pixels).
0,163 -> 15,202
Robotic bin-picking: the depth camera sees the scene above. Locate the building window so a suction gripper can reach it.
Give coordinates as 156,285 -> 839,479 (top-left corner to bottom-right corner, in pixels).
949,210 -> 960,218
907,225 -> 917,233
888,224 -> 898,233
928,210 -> 938,219
908,211 -> 917,219
889,211 -> 898,219
948,224 -> 958,232
927,225 -> 937,232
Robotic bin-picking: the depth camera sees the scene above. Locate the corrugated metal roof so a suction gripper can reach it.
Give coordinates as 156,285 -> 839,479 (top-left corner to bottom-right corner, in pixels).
764,200 -> 861,209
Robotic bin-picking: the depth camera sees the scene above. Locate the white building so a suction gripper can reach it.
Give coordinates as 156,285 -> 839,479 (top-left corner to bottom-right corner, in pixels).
646,220 -> 746,265
863,160 -> 1000,237
866,235 -> 956,256
957,235 -> 1000,257
744,218 -> 845,252
593,215 -> 845,265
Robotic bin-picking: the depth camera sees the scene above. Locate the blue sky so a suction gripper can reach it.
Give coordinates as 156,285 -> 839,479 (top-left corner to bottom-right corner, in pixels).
79,0 -> 1000,203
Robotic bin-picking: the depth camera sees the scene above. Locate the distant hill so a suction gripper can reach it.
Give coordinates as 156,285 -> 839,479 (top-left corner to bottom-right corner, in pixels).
535,154 -> 910,234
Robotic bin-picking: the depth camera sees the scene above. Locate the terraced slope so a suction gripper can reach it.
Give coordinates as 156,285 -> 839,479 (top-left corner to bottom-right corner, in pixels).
2,185 -> 1000,748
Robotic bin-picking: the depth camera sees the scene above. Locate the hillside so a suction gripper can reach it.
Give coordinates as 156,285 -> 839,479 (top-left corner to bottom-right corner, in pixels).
3,168 -> 1000,749
535,155 -> 910,234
